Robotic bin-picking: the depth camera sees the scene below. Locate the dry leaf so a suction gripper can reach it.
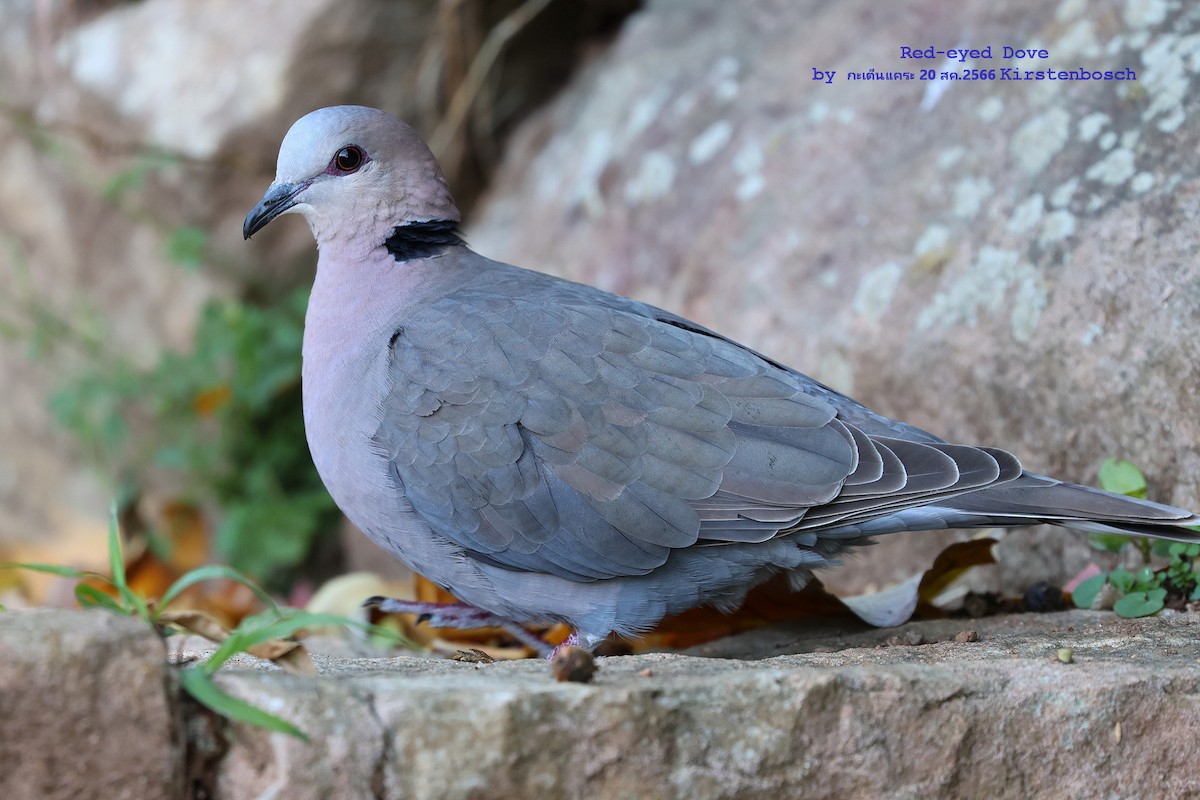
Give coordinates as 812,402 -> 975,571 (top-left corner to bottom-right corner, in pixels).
916,536 -> 998,606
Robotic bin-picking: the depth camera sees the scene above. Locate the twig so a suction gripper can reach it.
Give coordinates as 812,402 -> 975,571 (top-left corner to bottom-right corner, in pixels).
429,0 -> 556,160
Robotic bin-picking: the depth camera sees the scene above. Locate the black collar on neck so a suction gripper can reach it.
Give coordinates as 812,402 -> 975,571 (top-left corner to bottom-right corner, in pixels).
383,220 -> 465,262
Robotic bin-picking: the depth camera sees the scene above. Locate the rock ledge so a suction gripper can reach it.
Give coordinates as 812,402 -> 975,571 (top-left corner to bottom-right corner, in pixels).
3,608 -> 1199,799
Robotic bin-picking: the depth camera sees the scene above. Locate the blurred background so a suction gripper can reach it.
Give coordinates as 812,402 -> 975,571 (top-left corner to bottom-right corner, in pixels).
2,0 -> 1198,627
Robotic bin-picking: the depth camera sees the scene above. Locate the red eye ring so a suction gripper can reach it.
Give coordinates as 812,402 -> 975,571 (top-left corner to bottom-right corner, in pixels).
328,145 -> 366,175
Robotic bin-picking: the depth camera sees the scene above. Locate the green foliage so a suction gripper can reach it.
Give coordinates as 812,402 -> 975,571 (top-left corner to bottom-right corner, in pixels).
177,667 -> 308,740
1112,588 -> 1168,619
163,226 -> 210,272
1087,532 -> 1135,555
100,151 -> 179,204
1070,573 -> 1107,609
50,287 -> 339,585
1097,458 -> 1147,499
0,119 -> 335,588
1071,459 -> 1200,618
1073,543 -> 1200,617
1090,459 -> 1151,560
0,503 -> 302,737
1,503 -> 414,741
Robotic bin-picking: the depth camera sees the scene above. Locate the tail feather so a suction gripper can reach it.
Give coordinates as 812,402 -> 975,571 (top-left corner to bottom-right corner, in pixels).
810,471 -> 1200,543
930,471 -> 1200,541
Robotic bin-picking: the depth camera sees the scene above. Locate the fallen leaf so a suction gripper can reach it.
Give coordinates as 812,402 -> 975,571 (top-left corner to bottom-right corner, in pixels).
917,536 -> 998,606
843,572 -> 923,627
193,384 -> 232,416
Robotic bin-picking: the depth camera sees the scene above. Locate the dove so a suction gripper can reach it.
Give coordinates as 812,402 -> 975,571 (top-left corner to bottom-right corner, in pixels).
244,105 -> 1200,651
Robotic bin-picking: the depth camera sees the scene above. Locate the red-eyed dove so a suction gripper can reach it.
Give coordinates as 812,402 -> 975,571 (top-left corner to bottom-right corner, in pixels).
245,106 -> 1200,651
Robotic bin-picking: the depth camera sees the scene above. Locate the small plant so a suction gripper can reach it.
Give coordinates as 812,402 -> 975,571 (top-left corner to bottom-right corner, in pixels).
47,288 -> 339,587
2,503 -> 413,740
1,122 -> 337,590
1071,459 -> 1200,618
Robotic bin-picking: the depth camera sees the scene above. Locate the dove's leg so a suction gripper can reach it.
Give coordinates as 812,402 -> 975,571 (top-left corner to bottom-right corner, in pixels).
364,596 -> 552,656
548,631 -> 587,661
548,630 -> 615,660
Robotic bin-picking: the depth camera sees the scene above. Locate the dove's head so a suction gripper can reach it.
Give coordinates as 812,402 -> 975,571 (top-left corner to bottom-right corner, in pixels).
244,106 -> 459,247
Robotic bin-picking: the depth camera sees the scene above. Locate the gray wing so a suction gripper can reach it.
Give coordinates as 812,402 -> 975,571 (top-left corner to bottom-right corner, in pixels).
372,269 -> 1011,582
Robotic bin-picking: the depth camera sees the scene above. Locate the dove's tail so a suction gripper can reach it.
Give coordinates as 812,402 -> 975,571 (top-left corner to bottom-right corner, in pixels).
944,472 -> 1200,540
815,471 -> 1200,542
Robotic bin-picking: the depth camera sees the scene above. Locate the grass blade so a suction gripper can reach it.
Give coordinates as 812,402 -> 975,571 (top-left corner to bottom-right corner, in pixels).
105,502 -> 149,620
75,583 -> 128,613
0,562 -> 101,580
178,668 -> 309,741
160,564 -> 279,613
202,612 -> 378,674
107,501 -> 127,591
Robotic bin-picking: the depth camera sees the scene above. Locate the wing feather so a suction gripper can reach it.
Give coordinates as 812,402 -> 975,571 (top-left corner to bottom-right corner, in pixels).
374,270 -> 1029,581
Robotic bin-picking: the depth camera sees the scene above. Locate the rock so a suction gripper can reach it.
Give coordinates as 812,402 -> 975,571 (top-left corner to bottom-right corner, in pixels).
468,0 -> 1200,595
199,609 -> 1200,799
0,609 -> 181,800
3,608 -> 1199,798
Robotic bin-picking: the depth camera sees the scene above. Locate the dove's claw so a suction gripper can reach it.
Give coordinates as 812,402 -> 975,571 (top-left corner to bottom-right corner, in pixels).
366,597 -> 552,656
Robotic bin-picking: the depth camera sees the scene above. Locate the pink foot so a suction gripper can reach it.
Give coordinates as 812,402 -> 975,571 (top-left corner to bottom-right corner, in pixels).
548,631 -> 583,661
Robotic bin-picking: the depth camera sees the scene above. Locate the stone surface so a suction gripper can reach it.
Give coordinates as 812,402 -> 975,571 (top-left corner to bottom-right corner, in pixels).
205,609 -> 1200,799
3,608 -> 1200,798
468,0 -> 1200,595
0,609 -> 182,800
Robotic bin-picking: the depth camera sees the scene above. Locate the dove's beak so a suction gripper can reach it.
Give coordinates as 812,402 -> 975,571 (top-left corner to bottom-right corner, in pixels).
243,180 -> 310,239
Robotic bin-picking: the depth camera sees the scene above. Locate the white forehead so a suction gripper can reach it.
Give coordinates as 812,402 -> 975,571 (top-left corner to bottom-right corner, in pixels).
275,105 -> 398,182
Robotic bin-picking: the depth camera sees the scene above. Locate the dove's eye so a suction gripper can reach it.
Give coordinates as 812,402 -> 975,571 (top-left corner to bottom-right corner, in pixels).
328,145 -> 366,175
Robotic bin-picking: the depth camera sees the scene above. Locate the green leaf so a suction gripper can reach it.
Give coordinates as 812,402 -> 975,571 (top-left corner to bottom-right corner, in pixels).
101,165 -> 148,203
1113,588 -> 1166,618
1165,541 -> 1189,558
215,501 -> 325,578
159,565 -> 279,613
1133,566 -> 1161,591
46,286 -> 335,595
106,503 -> 150,622
1098,458 -> 1147,499
75,584 -> 128,613
0,562 -> 100,580
1108,567 -> 1135,594
1071,574 -> 1107,609
1088,533 -> 1132,554
178,668 -> 308,741
107,502 -> 126,590
164,226 -> 209,271
201,612 -> 376,675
